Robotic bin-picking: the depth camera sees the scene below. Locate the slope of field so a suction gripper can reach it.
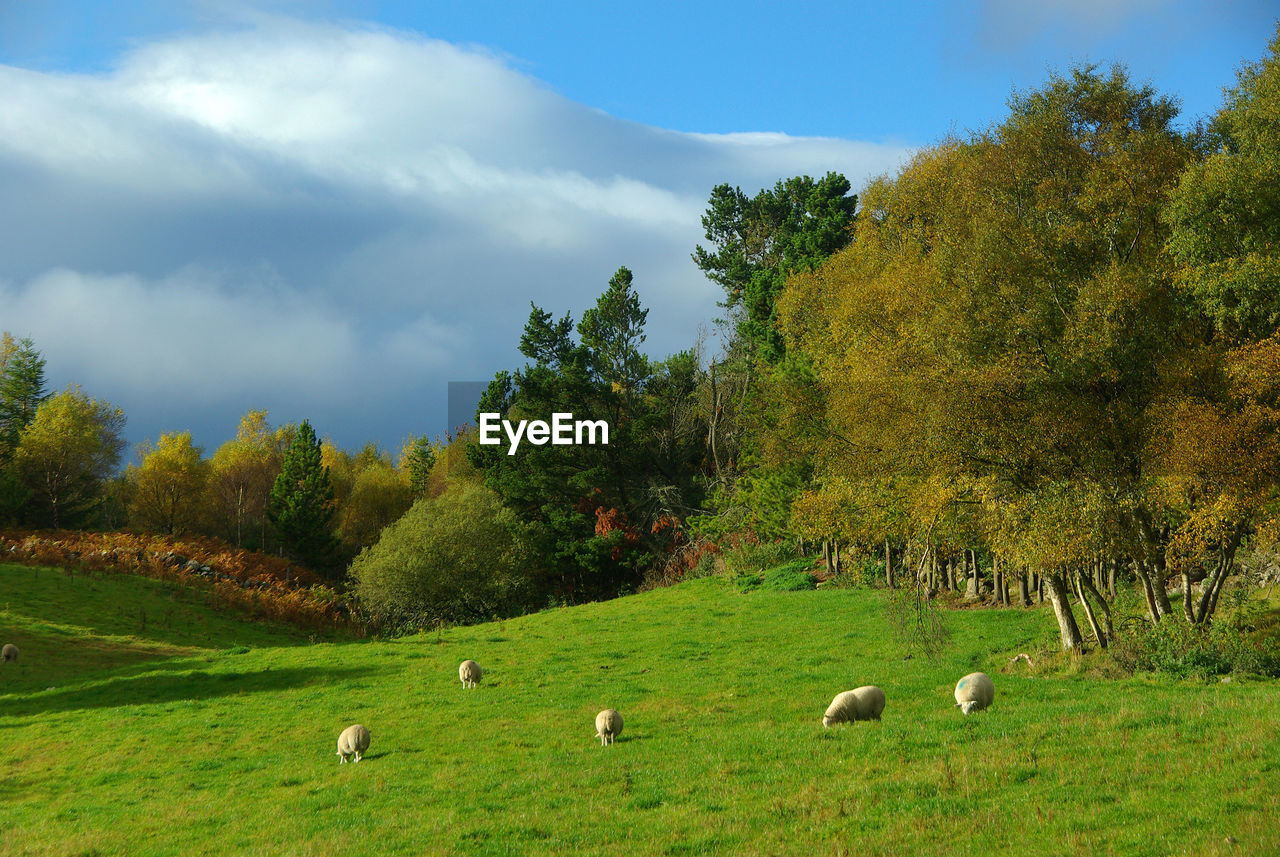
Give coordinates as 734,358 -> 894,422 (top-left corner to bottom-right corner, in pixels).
1,561 -> 1277,857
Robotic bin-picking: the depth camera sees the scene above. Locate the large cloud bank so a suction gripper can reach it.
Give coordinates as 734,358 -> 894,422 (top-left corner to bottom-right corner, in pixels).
0,20 -> 911,449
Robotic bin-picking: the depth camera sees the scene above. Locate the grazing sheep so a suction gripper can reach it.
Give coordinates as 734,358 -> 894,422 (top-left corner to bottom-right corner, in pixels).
822,686 -> 885,727
336,724 -> 371,764
1,644 -> 17,663
459,659 -> 483,688
594,709 -> 623,746
954,672 -> 995,715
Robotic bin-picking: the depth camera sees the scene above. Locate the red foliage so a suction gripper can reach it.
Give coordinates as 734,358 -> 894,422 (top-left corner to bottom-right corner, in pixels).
0,530 -> 353,634
594,506 -> 640,560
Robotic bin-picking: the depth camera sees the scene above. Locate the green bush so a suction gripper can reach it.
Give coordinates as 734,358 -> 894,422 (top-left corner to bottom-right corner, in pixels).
735,559 -> 816,592
1110,601 -> 1280,679
348,483 -> 532,631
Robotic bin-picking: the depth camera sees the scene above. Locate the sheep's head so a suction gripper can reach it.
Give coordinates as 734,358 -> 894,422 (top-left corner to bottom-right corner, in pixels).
959,701 -> 980,715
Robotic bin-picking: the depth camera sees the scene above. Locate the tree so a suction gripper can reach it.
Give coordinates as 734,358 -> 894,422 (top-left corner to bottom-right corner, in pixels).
689,175 -> 857,545
13,386 -> 126,528
0,333 -> 48,462
579,266 -> 650,398
1165,29 -> 1280,344
329,442 -> 413,556
208,410 -> 288,549
127,431 -> 209,534
469,268 -> 708,602
1152,28 -> 1280,624
777,65 -> 1194,650
269,419 -> 338,572
348,482 -> 531,627
399,435 -> 437,499
693,173 -> 857,362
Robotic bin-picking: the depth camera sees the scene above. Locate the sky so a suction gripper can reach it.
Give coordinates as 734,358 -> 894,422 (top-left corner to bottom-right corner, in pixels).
0,0 -> 1274,458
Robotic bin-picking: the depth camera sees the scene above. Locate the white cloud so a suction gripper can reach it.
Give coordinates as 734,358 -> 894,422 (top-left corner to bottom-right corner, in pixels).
0,268 -> 359,399
0,19 -> 915,449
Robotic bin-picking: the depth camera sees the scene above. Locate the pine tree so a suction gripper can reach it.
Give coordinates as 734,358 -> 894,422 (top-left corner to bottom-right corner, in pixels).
0,333 -> 48,463
269,420 -> 338,572
400,435 -> 437,498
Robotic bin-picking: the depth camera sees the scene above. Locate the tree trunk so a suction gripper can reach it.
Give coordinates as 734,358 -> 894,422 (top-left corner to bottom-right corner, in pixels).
1074,573 -> 1107,648
1195,541 -> 1237,624
1018,568 -> 1030,607
833,541 -> 842,576
1044,571 -> 1084,651
885,538 -> 894,589
1108,558 -> 1117,599
1133,560 -> 1161,625
1181,572 -> 1196,624
1151,554 -> 1175,619
1079,574 -> 1115,641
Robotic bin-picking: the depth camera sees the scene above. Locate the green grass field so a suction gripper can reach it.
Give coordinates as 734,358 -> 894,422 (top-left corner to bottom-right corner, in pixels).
1,561 -> 1277,857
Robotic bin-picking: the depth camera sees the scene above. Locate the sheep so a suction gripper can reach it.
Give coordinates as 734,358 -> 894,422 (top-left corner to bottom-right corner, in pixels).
458,659 -> 482,689
336,724 -> 371,764
1,644 -> 17,663
822,686 -> 885,727
954,671 -> 995,715
594,709 -> 623,746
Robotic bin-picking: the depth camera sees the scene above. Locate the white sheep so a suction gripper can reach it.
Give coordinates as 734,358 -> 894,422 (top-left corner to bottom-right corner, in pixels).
954,672 -> 995,715
1,644 -> 17,663
595,709 -> 623,746
822,686 -> 885,727
336,724 -> 371,763
458,659 -> 483,688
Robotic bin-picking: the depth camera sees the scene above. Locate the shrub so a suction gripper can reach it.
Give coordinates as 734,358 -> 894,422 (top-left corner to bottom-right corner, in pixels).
1110,600 -> 1280,679
639,537 -> 722,590
735,559 -> 816,592
348,483 -> 532,631
0,529 -> 347,632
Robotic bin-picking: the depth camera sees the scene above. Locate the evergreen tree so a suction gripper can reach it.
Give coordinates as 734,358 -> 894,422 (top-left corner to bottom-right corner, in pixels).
469,268 -> 707,602
399,435 -> 437,499
269,419 -> 338,572
693,173 -> 856,362
0,333 -> 48,463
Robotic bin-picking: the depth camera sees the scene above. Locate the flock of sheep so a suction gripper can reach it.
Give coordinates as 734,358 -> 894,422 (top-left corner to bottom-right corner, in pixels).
334,658 -> 995,762
3,633 -> 994,762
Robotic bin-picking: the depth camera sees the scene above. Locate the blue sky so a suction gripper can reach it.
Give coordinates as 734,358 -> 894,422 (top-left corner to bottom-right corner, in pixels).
0,1 -> 1274,456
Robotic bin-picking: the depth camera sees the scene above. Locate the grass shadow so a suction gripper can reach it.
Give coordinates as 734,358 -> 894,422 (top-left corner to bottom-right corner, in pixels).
1,664 -> 372,718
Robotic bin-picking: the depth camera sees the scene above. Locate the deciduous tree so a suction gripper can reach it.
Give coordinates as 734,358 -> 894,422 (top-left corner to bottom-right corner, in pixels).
13,386 -> 126,529
127,431 -> 209,534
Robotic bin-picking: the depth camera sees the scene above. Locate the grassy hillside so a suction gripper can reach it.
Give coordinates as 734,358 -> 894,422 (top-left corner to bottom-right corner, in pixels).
1,561 -> 1277,857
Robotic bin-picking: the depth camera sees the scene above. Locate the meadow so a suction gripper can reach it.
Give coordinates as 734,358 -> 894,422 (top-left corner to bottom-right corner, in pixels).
1,561 -> 1277,856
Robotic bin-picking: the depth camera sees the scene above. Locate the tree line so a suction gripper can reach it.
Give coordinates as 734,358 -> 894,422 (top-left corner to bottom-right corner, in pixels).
0,347 -> 437,576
